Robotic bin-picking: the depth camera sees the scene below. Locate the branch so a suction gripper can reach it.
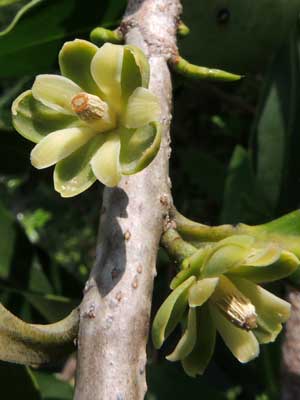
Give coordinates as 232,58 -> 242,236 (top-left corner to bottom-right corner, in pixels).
74,1 -> 181,399
90,27 -> 123,45
161,228 -> 196,263
282,286 -> 300,400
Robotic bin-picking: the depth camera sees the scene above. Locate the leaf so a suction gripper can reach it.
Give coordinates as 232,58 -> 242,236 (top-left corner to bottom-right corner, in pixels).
0,362 -> 41,399
0,200 -> 16,279
33,370 -> 73,400
0,0 -> 42,35
0,0 -> 126,78
221,145 -> 270,225
251,37 -> 294,213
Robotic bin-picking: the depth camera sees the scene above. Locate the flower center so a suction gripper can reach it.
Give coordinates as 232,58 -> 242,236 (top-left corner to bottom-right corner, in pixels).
211,276 -> 257,331
71,92 -> 108,121
71,92 -> 116,132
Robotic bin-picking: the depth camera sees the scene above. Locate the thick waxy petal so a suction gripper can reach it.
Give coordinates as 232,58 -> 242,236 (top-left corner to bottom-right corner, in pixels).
31,127 -> 97,169
182,305 -> 216,376
12,90 -> 77,143
124,87 -> 160,129
91,43 -> 123,113
54,135 -> 106,197
201,235 -> 255,278
152,276 -> 196,349
211,305 -> 259,363
170,246 -> 212,290
231,278 -> 291,344
188,278 -> 219,307
121,45 -> 150,102
90,132 -> 121,187
166,308 -> 197,362
59,39 -> 101,96
119,122 -> 161,175
229,250 -> 299,283
32,75 -> 82,114
124,45 -> 150,88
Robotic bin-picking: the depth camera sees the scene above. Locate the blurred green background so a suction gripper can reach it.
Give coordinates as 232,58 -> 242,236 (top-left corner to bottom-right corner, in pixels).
0,0 -> 300,399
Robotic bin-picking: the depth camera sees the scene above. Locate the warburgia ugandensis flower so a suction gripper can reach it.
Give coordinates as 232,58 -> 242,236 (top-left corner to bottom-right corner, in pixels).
152,235 -> 299,376
12,40 -> 161,197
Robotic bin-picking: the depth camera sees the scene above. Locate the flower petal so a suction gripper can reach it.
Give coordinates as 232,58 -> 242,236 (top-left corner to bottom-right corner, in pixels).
201,235 -> 254,278
210,304 -> 259,363
182,305 -> 216,376
59,39 -> 101,96
12,90 -> 77,143
54,135 -> 106,197
230,277 -> 291,344
229,250 -> 299,283
121,45 -> 150,102
123,87 -> 160,129
32,74 -> 82,114
166,307 -> 197,362
152,276 -> 196,349
119,122 -> 161,175
188,278 -> 219,307
91,43 -> 123,113
90,131 -> 121,187
31,127 -> 97,169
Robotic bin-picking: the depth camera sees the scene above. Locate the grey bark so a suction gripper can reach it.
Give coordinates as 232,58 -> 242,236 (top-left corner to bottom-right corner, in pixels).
74,1 -> 181,399
282,286 -> 300,400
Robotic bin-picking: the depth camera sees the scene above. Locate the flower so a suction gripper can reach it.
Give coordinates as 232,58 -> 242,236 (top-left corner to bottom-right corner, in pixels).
152,235 -> 299,376
12,40 -> 161,197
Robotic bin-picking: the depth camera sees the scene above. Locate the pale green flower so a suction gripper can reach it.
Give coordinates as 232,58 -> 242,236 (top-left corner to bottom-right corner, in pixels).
12,40 -> 161,197
152,235 -> 299,376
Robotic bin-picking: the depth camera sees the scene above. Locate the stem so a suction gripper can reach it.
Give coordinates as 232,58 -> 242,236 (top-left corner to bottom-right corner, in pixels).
281,286 -> 300,400
90,27 -> 123,45
74,1 -> 181,399
161,228 -> 196,263
173,209 -> 250,242
170,55 -> 243,82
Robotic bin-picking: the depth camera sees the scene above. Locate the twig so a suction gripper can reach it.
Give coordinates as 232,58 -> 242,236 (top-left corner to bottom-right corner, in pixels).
90,27 -> 123,45
170,55 -> 243,82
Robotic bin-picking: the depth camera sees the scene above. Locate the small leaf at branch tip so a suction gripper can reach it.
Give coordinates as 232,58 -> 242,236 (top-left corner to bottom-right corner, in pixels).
177,21 -> 190,37
170,56 -> 243,82
90,27 -> 123,45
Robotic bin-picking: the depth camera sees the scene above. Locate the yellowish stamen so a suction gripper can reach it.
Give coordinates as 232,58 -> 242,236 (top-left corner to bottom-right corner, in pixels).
211,276 -> 257,331
71,92 -> 107,121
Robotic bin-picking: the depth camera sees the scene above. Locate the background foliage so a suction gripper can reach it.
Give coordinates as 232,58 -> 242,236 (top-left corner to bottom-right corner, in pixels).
0,0 -> 300,399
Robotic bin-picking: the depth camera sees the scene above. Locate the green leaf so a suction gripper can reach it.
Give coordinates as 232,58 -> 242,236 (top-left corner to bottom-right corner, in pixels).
221,145 -> 270,225
0,200 -> 16,279
33,370 -> 73,400
119,122 -> 161,175
182,304 -> 216,376
0,362 -> 41,400
0,0 -> 126,78
152,276 -> 195,349
0,0 -> 42,35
